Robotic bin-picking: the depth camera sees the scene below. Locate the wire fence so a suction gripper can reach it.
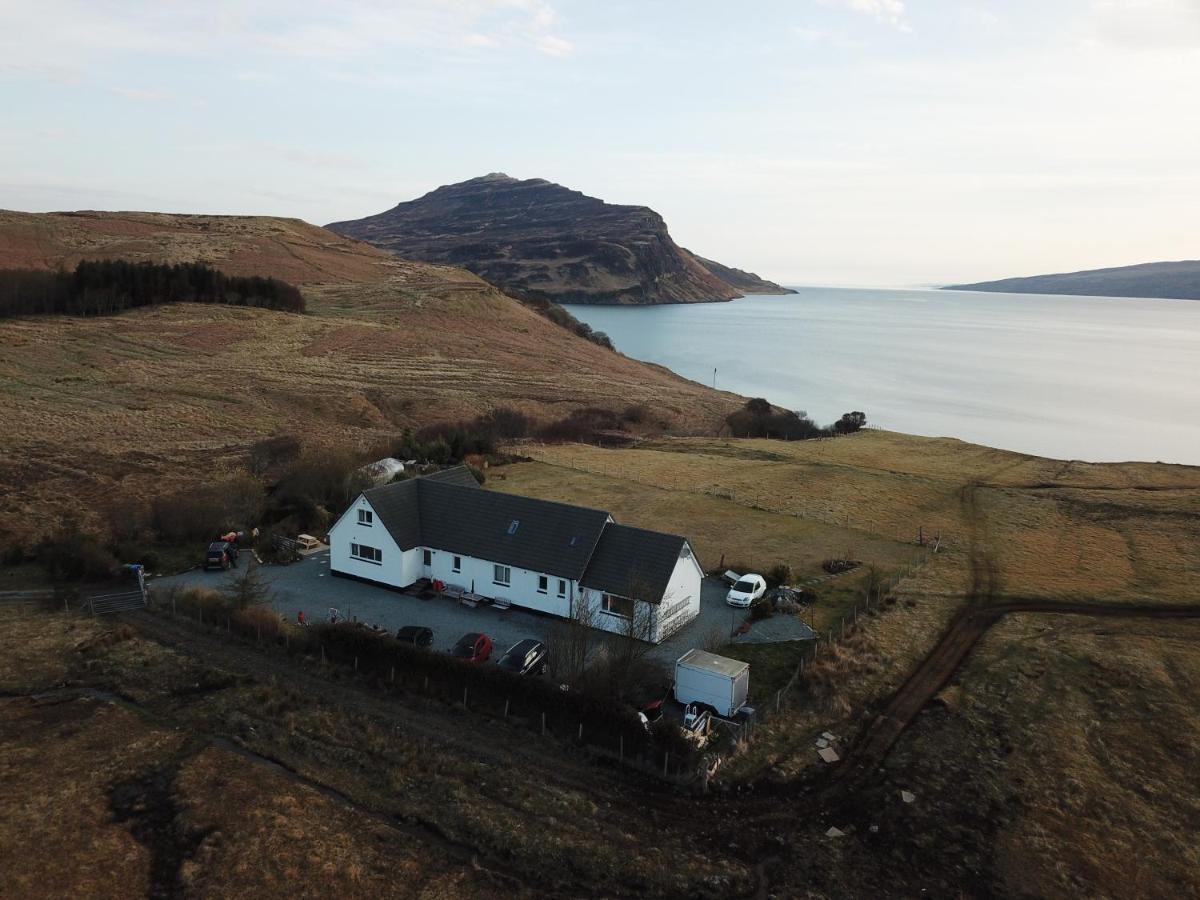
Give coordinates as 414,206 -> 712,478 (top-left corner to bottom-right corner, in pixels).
146,589 -> 707,785
769,551 -> 931,714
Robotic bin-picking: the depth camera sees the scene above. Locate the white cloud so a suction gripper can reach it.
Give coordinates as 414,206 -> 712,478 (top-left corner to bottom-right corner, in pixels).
535,33 -> 573,56
0,0 -> 573,78
1085,0 -> 1200,49
823,0 -> 909,30
110,87 -> 169,101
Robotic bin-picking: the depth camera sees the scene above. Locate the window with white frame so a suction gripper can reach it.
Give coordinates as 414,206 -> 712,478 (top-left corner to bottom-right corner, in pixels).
537,575 -> 548,594
357,508 -> 373,526
452,555 -> 461,573
601,594 -> 634,618
493,564 -> 511,586
557,579 -> 566,597
351,543 -> 382,564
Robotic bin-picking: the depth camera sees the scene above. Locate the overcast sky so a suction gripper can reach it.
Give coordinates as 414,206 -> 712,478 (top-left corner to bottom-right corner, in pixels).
2,0 -> 1198,285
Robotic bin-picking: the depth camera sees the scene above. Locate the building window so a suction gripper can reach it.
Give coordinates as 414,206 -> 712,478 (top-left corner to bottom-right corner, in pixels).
422,549 -> 432,566
357,508 -> 373,526
350,543 -> 382,564
507,519 -> 520,535
452,555 -> 461,573
602,594 -> 634,618
537,575 -> 548,594
493,564 -> 511,586
557,579 -> 566,597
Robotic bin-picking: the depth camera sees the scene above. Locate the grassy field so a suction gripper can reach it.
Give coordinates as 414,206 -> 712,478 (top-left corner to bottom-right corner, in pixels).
877,613 -> 1200,897
507,433 -> 1200,603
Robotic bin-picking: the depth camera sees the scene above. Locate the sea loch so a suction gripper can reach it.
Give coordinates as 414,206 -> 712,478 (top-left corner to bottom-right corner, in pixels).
567,286 -> 1200,465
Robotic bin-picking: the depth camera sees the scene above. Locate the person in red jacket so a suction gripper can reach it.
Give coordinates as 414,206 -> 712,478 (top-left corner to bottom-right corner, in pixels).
297,610 -> 307,626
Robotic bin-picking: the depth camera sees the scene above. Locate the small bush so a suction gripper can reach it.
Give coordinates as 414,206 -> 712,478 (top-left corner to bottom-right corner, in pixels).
248,434 -> 302,474
37,518 -> 117,582
748,597 -> 773,621
232,605 -> 284,641
766,563 -> 792,587
822,558 -> 860,575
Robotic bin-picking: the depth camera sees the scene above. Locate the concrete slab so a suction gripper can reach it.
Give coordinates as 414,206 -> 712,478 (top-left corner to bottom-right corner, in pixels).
818,747 -> 840,764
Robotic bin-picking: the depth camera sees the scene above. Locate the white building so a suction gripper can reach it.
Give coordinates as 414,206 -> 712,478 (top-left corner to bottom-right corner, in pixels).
328,466 -> 703,643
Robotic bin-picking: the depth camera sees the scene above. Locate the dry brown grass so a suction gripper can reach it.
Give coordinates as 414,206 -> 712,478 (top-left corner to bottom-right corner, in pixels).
0,613 -> 749,898
490,456 -> 920,584
515,434 -> 1200,602
890,613 -> 1200,898
0,211 -> 743,545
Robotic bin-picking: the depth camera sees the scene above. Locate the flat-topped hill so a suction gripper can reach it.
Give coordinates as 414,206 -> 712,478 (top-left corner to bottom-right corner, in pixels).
326,174 -> 794,304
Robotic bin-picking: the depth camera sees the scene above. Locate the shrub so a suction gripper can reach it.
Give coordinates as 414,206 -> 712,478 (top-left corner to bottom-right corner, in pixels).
248,434 -> 302,474
232,605 -> 284,641
223,565 -> 272,610
622,404 -> 651,424
37,518 -> 117,582
152,475 -> 264,543
537,407 -> 623,443
822,558 -> 860,575
748,597 -> 773,621
268,449 -> 368,532
834,411 -> 868,434
766,563 -> 792,587
0,260 -> 305,318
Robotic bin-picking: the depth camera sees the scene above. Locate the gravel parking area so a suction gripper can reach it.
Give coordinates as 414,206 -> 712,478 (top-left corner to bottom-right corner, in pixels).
153,550 -> 815,665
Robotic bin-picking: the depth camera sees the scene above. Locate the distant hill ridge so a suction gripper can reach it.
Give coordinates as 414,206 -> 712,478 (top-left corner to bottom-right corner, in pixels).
945,260 -> 1200,301
327,173 -> 794,305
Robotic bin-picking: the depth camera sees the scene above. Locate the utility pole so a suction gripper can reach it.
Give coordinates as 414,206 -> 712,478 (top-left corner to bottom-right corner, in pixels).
713,367 -> 718,389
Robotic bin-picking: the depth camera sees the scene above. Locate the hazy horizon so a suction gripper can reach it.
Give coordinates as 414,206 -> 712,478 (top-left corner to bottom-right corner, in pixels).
2,0 -> 1198,286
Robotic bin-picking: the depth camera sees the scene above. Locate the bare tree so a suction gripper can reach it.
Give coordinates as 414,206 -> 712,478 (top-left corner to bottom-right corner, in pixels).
547,590 -> 599,685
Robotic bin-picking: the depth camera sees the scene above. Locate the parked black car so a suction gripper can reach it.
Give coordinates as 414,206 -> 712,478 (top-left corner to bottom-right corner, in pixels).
497,639 -> 548,676
204,541 -> 235,571
396,625 -> 434,648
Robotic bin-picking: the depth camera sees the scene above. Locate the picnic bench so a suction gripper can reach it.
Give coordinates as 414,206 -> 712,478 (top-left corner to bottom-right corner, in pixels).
295,534 -> 322,552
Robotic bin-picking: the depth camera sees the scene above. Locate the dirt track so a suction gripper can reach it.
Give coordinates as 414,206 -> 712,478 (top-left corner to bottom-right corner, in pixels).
830,597 -> 1200,793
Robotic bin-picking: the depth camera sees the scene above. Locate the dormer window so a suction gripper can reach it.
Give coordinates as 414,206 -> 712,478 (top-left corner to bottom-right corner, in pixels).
357,508 -> 373,526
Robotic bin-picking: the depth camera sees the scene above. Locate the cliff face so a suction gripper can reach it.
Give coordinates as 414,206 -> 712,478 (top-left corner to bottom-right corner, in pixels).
327,174 -> 794,304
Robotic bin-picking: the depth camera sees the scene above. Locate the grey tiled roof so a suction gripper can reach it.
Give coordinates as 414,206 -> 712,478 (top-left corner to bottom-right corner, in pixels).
359,466 -> 692,595
578,524 -> 693,605
362,466 -> 609,580
417,480 -> 610,580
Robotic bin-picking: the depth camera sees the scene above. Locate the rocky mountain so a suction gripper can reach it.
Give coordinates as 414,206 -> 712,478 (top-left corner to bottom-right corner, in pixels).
945,260 -> 1200,301
327,174 -> 794,304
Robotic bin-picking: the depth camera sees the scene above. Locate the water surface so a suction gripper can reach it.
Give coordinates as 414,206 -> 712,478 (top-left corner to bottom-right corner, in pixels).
566,287 -> 1200,465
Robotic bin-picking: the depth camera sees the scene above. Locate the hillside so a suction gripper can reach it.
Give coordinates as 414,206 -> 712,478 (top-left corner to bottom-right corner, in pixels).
0,209 -> 744,543
945,259 -> 1200,300
326,173 -> 795,305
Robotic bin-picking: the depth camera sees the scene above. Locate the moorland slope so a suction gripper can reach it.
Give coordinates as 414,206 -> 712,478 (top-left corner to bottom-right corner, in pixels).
0,209 -> 742,542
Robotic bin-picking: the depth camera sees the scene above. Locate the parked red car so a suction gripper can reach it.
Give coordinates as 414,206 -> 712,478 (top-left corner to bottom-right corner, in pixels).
450,632 -> 492,663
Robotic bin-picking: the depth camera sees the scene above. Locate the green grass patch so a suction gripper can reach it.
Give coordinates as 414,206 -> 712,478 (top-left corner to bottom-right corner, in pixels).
717,640 -> 808,705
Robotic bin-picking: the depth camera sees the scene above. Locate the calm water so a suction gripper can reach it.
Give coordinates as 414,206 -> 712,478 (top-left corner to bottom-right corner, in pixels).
566,287 -> 1200,465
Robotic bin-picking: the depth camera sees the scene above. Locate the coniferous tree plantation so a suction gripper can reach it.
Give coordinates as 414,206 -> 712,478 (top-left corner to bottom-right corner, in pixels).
0,259 -> 305,318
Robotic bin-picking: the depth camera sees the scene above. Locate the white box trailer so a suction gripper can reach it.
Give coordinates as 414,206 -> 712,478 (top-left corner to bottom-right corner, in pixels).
674,649 -> 749,718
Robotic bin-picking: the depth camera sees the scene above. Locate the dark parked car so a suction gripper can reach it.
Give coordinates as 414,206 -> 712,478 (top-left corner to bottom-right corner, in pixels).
450,632 -> 492,663
204,541 -> 234,571
396,625 -> 434,648
497,639 -> 548,676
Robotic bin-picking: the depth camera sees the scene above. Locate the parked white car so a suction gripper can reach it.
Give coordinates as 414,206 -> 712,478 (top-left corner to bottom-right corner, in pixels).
725,574 -> 767,607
